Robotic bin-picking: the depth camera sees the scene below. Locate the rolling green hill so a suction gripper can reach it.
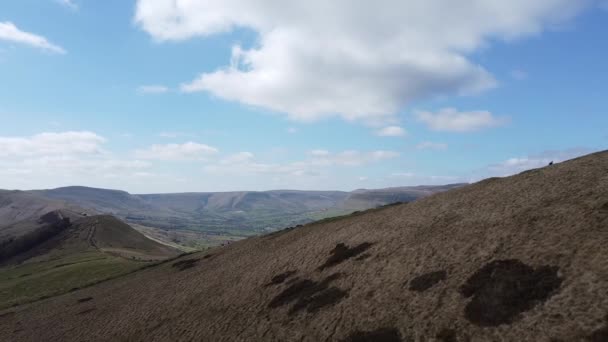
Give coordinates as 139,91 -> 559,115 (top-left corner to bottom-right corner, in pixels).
0,211 -> 180,309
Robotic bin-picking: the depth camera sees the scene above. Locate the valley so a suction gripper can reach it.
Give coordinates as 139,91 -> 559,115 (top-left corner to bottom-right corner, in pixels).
1,151 -> 607,341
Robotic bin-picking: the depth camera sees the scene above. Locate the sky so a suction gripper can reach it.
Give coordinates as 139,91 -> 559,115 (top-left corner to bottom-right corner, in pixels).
0,0 -> 606,193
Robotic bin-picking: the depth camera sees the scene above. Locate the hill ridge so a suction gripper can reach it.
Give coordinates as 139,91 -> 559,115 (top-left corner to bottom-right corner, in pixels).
1,150 -> 606,341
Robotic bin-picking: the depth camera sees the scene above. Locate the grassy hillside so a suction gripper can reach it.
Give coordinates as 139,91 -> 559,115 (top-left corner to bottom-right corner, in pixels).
1,151 -> 606,341
0,213 -> 179,310
21,185 -> 461,247
0,190 -> 90,227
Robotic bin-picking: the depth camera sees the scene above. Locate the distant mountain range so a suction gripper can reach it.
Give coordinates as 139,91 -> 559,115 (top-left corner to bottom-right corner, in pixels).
1,184 -> 464,247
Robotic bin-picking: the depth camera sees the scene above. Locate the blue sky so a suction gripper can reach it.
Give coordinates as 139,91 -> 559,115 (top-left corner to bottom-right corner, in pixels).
0,0 -> 606,193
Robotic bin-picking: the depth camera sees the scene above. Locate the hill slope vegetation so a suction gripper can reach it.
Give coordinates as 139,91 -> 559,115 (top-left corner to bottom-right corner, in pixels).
0,212 -> 179,309
2,151 -> 607,340
5,185 -> 461,248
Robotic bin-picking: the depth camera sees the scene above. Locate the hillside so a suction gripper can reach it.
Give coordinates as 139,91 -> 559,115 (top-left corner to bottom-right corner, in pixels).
0,212 -> 180,309
15,185 -> 461,248
0,190 -> 90,227
1,151 -> 606,341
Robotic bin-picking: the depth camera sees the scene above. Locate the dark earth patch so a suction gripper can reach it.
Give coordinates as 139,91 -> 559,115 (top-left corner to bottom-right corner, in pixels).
172,258 -> 201,271
268,273 -> 347,315
291,287 -> 347,314
77,297 -> 93,303
587,315 -> 608,342
459,259 -> 562,327
77,308 -> 96,315
355,253 -> 371,261
203,254 -> 213,259
265,270 -> 297,287
342,328 -> 403,342
409,270 -> 447,292
0,311 -> 15,319
319,242 -> 373,270
436,328 -> 457,342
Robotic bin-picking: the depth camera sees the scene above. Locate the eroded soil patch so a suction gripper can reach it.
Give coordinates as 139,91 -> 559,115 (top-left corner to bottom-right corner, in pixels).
342,328 -> 403,342
319,243 -> 373,270
77,308 -> 96,315
460,259 -> 562,326
355,253 -> 371,261
268,273 -> 347,315
587,315 -> 608,342
171,258 -> 201,271
409,270 -> 447,292
0,311 -> 15,319
77,297 -> 93,303
265,270 -> 297,287
436,328 -> 457,342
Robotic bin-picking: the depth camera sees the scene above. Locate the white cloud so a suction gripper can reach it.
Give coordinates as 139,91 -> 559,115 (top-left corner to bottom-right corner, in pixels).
376,126 -> 406,137
416,141 -> 448,150
0,22 -> 66,54
486,148 -> 596,177
309,149 -> 330,157
219,151 -> 255,164
0,131 -> 155,190
135,142 -> 219,161
206,149 -> 399,176
135,0 -> 587,123
137,85 -> 169,94
0,131 -> 105,157
286,127 -> 298,134
56,0 -> 78,10
415,108 -> 508,132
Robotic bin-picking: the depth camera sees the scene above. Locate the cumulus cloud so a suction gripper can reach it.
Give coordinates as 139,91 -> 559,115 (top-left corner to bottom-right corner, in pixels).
0,131 -> 105,157
0,131 -> 153,190
205,149 -> 399,176
416,141 -> 448,150
137,85 -> 169,94
135,0 -> 587,123
0,22 -> 66,54
309,149 -> 330,157
135,142 -> 219,161
415,108 -> 508,132
376,126 -> 406,137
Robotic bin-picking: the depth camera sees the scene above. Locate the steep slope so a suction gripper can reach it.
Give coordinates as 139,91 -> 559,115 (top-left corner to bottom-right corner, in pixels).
1,151 -> 607,341
342,184 -> 465,210
0,190 -> 89,227
0,212 -> 180,309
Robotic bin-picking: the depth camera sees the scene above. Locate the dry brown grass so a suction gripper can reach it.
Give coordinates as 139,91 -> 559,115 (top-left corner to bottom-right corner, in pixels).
1,151 -> 608,341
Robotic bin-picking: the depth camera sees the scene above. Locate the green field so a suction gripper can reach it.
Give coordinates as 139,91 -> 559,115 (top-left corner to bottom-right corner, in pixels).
0,250 -> 151,310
